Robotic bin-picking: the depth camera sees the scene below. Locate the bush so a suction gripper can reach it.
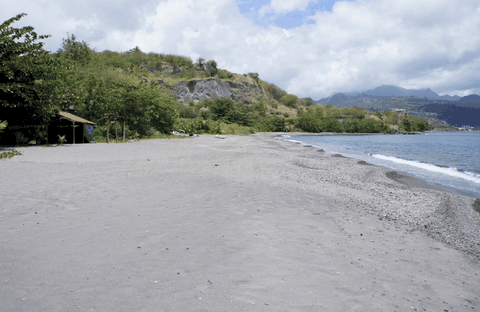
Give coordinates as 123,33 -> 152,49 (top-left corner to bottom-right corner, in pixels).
218,69 -> 234,80
357,119 -> 388,133
174,117 -> 221,134
208,98 -> 236,120
261,81 -> 287,101
258,116 -> 287,132
280,94 -> 298,108
178,105 -> 197,118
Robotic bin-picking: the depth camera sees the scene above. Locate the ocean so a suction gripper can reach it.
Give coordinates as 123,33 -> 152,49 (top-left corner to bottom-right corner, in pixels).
281,132 -> 480,199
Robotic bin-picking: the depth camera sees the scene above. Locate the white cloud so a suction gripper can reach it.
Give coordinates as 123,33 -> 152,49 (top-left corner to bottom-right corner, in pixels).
1,0 -> 480,99
259,0 -> 317,16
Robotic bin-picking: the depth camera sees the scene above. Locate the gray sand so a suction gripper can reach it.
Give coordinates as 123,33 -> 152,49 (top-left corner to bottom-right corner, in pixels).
1,133 -> 479,311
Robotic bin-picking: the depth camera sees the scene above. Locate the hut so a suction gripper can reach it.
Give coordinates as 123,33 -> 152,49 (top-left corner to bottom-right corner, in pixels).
47,112 -> 96,144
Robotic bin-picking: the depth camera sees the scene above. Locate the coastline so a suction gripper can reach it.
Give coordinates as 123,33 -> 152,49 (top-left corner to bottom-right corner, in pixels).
1,134 -> 479,311
281,131 -> 480,199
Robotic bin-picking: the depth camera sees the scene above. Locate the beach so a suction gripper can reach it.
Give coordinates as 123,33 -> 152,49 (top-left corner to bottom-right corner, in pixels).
1,133 -> 479,311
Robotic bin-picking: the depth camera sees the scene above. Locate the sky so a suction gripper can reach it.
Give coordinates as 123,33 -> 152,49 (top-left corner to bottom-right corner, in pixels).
2,0 -> 480,99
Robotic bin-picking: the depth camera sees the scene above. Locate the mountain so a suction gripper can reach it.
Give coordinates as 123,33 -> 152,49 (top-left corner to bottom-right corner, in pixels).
420,104 -> 480,128
437,94 -> 461,101
318,85 -> 461,103
457,94 -> 480,105
364,85 -> 440,98
326,93 -> 350,106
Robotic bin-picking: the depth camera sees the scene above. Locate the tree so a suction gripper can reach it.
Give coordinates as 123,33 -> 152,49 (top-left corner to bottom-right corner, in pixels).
0,13 -> 62,143
208,98 -> 236,121
400,114 -> 411,132
280,94 -> 298,108
57,33 -> 93,65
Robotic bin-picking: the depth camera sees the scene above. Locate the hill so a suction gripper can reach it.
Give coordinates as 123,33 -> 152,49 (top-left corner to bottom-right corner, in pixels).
314,89 -> 479,128
457,94 -> 480,105
0,15 -> 436,145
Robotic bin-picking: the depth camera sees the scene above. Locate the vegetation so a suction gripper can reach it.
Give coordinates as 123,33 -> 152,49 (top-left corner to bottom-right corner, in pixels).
0,14 -> 432,145
0,14 -> 64,135
0,149 -> 22,159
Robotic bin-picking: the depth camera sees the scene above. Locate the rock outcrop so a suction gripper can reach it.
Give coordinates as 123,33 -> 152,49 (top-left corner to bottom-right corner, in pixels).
158,78 -> 269,103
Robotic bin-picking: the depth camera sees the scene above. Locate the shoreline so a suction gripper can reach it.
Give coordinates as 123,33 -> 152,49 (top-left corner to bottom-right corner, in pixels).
279,131 -> 480,199
1,134 -> 479,311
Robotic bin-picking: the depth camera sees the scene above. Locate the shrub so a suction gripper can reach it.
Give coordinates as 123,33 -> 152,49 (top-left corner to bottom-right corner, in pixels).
178,105 -> 197,118
173,117 -> 222,134
280,94 -> 298,108
268,100 -> 278,109
218,69 -> 234,80
174,68 -> 197,79
261,81 -> 287,101
208,98 -> 236,120
259,116 -> 288,132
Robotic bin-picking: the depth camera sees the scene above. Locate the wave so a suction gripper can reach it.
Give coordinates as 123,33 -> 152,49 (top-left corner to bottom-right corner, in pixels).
372,154 -> 480,184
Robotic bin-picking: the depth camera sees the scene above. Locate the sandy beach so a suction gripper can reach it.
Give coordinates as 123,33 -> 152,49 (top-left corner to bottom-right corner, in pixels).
1,133 -> 479,311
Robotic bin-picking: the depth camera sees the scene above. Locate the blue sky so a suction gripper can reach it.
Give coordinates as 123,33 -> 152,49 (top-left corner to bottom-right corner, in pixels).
2,0 -> 479,99
237,0 -> 355,29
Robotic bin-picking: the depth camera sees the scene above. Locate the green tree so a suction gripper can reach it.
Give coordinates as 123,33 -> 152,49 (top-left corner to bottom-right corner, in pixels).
400,114 -> 411,132
57,33 -> 93,65
209,98 -> 236,120
0,13 -> 63,143
280,94 -> 298,108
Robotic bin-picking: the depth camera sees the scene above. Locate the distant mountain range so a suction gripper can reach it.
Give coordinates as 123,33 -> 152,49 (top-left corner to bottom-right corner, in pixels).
314,85 -> 480,128
318,85 -> 462,102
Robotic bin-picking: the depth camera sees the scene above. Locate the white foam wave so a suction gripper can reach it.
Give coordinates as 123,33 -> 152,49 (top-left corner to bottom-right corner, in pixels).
373,154 -> 480,184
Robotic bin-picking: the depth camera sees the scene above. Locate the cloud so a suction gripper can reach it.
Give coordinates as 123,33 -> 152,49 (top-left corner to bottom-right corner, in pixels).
259,0 -> 318,16
1,0 -> 480,99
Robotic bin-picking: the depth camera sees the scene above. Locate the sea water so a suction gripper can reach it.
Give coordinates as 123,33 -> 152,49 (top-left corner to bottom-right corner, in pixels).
282,132 -> 480,198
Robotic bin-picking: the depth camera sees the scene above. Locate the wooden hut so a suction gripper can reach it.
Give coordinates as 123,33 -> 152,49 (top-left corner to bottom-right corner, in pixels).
47,112 -> 96,144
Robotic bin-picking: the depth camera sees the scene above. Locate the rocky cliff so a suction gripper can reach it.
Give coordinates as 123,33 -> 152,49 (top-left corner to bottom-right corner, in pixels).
158,77 -> 269,104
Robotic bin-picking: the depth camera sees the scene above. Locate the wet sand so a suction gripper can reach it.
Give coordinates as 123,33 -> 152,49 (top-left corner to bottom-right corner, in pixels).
1,133 -> 479,311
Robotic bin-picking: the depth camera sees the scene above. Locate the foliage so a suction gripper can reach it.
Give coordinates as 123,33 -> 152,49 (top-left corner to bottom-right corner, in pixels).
208,98 -> 236,120
280,94 -> 299,108
57,134 -> 66,144
248,72 -> 259,80
57,33 -> 93,65
0,149 -> 22,159
218,69 -> 234,80
0,13 -> 63,131
0,120 -> 7,132
258,116 -> 288,132
174,117 -> 221,134
260,81 -> 287,101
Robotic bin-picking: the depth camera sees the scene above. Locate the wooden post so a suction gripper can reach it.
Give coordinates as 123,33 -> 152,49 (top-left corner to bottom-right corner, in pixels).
123,121 -> 125,143
73,121 -> 75,144
115,121 -> 118,143
106,121 -> 109,144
